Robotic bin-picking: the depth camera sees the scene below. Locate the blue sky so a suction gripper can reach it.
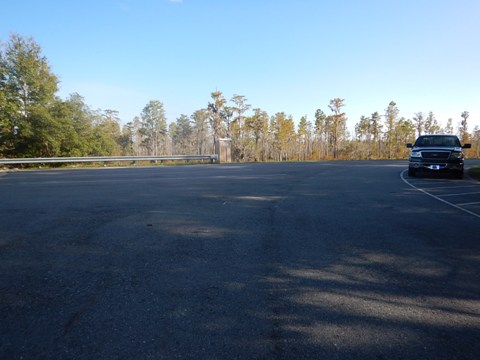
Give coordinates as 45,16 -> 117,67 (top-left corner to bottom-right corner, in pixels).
2,0 -> 479,135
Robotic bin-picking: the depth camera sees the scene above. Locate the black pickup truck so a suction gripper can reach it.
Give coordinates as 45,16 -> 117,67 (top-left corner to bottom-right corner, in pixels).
406,135 -> 471,178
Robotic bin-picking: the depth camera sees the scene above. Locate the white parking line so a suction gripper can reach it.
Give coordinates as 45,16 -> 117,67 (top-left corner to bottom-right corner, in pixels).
415,184 -> 479,190
457,201 -> 480,206
437,191 -> 480,197
400,170 -> 480,219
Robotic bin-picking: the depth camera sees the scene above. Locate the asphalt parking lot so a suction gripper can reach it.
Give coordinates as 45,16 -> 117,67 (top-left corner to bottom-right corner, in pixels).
1,161 -> 479,359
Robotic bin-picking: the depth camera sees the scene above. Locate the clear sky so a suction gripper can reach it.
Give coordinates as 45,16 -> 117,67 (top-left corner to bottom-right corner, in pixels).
2,0 -> 479,135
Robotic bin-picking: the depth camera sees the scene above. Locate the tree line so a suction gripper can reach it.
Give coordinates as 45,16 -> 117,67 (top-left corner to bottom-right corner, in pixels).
2,34 -> 479,162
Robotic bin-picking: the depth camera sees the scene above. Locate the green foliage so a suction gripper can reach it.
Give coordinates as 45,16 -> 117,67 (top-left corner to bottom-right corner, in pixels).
244,108 -> 268,161
384,101 -> 399,159
207,91 -> 227,140
93,112 -> 122,156
3,34 -> 58,111
328,98 -> 347,159
191,109 -> 210,155
0,34 -> 58,156
118,122 -> 134,155
139,100 -> 167,155
272,112 -> 296,161
0,35 -> 125,159
171,114 -> 193,155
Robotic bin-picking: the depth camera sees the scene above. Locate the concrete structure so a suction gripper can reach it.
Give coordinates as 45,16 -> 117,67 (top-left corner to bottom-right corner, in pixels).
215,138 -> 232,163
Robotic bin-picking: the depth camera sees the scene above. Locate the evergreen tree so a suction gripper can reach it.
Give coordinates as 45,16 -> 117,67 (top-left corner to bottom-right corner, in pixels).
207,91 -> 227,141
394,117 -> 415,158
355,115 -> 372,159
230,94 -> 250,139
63,93 -> 97,156
297,116 -> 311,160
139,100 -> 167,155
272,112 -> 295,161
328,98 -> 347,159
314,109 -> 328,159
230,94 -> 251,160
245,108 -> 269,161
172,114 -> 193,155
191,109 -> 210,155
370,112 -> 383,159
384,101 -> 399,159
119,122 -> 134,155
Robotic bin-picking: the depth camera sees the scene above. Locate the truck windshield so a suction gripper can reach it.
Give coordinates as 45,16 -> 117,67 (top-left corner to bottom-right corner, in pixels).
414,136 -> 460,147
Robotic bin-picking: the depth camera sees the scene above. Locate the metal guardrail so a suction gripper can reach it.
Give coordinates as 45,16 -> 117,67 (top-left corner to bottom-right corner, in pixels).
0,155 -> 218,165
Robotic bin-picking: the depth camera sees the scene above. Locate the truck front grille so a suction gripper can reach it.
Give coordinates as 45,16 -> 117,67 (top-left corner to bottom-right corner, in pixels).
421,151 -> 450,159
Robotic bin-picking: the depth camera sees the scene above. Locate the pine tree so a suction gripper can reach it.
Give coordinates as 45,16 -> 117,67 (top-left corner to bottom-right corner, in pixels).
328,98 -> 347,159
139,100 -> 167,155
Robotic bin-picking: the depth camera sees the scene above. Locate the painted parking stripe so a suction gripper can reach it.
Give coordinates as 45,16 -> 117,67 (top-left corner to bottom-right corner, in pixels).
457,201 -> 480,206
400,170 -> 480,219
437,191 -> 480,197
414,184 -> 479,190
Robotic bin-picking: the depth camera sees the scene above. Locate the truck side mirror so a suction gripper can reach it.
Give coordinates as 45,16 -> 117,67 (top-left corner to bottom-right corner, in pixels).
463,144 -> 471,149
406,143 -> 413,148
